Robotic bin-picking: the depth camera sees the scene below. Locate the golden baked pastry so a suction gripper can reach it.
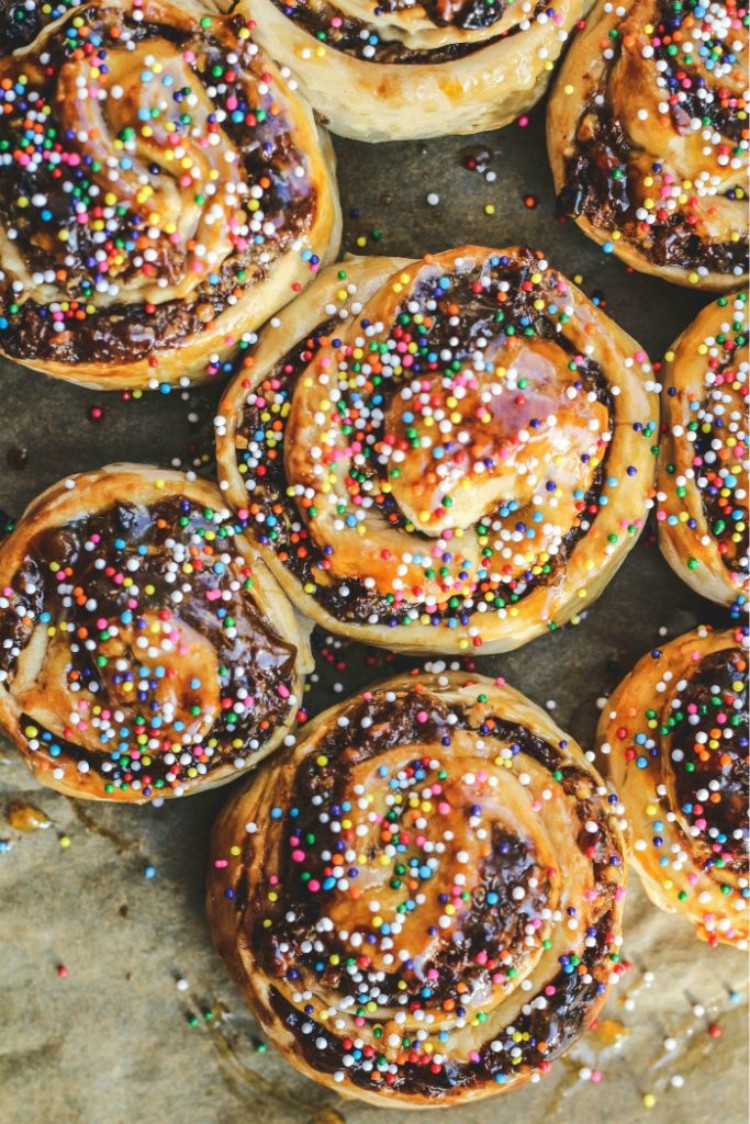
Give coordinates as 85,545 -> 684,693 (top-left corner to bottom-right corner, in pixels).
598,626 -> 748,948
216,0 -> 594,141
0,0 -> 341,390
0,464 -> 312,802
547,0 -> 749,290
657,290 -> 748,607
207,671 -> 628,1107
216,246 -> 659,655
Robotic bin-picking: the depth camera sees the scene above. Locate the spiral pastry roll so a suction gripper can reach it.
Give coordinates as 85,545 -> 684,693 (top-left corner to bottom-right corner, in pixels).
208,671 -> 627,1107
0,464 -> 312,802
598,627 -> 748,948
215,0 -> 594,142
0,0 -> 341,390
216,246 -> 659,655
657,291 -> 748,607
547,0 -> 749,290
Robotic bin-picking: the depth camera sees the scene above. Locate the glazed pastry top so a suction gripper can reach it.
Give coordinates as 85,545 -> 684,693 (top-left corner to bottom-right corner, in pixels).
0,468 -> 306,800
0,0 -> 328,369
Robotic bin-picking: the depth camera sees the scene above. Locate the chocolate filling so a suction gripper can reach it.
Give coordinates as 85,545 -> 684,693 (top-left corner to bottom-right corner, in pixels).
669,648 -> 749,872
558,111 -> 746,274
267,0 -> 541,65
693,383 -> 749,578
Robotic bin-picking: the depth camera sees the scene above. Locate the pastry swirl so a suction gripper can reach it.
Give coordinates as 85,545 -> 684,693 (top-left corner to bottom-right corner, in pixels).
207,671 -> 628,1107
598,626 -> 748,948
218,0 -> 594,141
0,0 -> 341,390
547,0 -> 749,290
657,290 -> 748,607
216,246 -> 659,655
0,464 -> 312,802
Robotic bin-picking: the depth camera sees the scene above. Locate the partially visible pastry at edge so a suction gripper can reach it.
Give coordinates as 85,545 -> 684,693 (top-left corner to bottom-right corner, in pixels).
547,0 -> 749,290
0,0 -> 82,50
216,246 -> 659,656
0,464 -> 312,802
207,671 -> 628,1107
0,0 -> 341,390
598,626 -> 748,948
215,0 -> 595,142
657,290 -> 748,607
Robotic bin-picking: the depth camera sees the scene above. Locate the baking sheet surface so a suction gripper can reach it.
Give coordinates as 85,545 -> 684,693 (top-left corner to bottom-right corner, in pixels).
0,108 -> 747,1124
